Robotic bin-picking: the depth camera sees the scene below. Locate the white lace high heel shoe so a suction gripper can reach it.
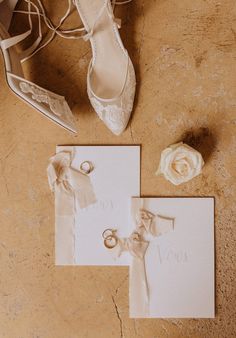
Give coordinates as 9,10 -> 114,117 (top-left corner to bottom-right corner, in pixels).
0,0 -> 77,133
74,0 -> 136,136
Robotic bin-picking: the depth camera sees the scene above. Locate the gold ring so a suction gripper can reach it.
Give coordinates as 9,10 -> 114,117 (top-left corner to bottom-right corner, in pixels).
80,161 -> 94,174
104,235 -> 118,249
102,228 -> 116,239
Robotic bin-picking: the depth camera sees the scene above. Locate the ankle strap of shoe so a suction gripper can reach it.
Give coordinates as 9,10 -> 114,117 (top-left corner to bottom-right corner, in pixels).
81,0 -> 132,42
1,0 -> 132,60
19,0 -> 88,62
0,0 -> 41,57
1,0 -> 87,62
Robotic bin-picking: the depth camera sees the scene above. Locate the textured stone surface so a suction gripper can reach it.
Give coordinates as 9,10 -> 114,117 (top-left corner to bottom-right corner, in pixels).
0,0 -> 236,337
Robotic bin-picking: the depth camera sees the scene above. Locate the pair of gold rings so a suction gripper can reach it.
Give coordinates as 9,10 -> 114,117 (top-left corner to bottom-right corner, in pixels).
80,161 -> 94,175
102,228 -> 118,249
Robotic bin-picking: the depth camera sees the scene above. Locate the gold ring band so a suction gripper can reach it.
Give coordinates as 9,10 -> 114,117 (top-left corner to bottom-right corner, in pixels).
102,228 -> 116,239
104,235 -> 118,249
80,161 -> 94,174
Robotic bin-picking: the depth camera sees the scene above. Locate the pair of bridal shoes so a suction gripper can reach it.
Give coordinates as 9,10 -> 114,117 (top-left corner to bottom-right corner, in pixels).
0,0 -> 136,135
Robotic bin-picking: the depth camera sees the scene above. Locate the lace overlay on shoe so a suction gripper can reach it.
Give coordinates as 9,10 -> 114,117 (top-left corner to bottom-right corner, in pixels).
19,81 -> 69,117
7,72 -> 76,128
88,59 -> 136,135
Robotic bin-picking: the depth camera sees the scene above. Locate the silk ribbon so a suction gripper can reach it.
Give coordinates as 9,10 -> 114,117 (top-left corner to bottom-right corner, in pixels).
113,204 -> 174,317
47,151 -> 96,264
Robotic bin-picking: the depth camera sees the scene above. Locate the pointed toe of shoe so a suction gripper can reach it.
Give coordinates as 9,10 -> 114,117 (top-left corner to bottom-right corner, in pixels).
89,95 -> 133,136
107,110 -> 131,136
7,73 -> 78,134
87,57 -> 136,135
111,126 -> 126,136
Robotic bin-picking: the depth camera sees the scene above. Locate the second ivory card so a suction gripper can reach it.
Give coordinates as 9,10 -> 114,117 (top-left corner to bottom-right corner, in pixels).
47,145 -> 140,266
129,197 -> 215,318
102,197 -> 215,318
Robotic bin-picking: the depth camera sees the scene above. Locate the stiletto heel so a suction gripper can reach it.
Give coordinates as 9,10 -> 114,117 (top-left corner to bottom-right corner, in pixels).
0,0 -> 77,133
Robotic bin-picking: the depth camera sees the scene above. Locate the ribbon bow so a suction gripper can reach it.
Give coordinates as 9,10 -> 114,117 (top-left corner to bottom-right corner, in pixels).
117,231 -> 149,259
48,152 -> 72,190
136,209 -> 155,235
47,151 -> 96,211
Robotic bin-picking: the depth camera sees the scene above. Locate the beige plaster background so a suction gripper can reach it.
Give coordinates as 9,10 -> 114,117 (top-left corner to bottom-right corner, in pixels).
0,0 -> 236,337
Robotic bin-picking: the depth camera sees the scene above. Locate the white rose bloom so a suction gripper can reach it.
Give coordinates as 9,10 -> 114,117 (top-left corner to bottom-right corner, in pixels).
156,142 -> 204,185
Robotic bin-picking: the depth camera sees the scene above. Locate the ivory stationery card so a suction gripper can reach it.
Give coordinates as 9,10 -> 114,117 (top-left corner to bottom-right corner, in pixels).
129,197 -> 215,318
52,145 -> 140,266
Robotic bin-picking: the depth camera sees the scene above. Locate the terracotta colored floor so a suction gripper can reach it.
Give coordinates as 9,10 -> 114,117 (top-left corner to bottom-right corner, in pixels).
0,1 -> 235,337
